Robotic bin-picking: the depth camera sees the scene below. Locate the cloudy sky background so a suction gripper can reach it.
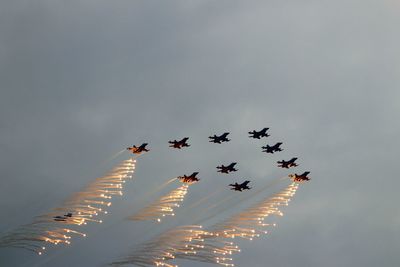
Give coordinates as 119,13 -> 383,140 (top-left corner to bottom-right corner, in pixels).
1,1 -> 399,266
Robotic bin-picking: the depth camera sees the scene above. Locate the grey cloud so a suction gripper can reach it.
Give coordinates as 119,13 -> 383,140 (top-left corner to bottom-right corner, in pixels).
0,0 -> 399,266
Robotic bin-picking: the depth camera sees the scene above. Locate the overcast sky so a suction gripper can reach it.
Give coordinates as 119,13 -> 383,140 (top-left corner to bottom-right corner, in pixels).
1,1 -> 399,266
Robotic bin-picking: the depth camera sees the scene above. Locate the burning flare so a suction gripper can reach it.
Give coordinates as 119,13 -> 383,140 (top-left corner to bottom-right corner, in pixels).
128,183 -> 191,223
112,182 -> 300,266
0,158 -> 136,255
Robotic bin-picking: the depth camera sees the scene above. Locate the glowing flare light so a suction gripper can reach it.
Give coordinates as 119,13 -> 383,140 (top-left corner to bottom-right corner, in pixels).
112,182 -> 300,266
0,158 -> 137,255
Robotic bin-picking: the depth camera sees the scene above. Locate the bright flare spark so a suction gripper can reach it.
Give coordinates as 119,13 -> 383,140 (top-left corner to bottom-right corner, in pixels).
112,182 -> 300,266
128,184 -> 190,222
0,158 -> 136,255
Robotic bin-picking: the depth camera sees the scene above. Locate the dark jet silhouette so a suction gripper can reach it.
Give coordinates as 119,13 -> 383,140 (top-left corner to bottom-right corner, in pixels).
217,162 -> 238,174
53,212 -> 73,222
249,127 -> 270,139
277,157 -> 298,169
229,180 -> 251,191
53,216 -> 66,222
168,137 -> 190,149
289,172 -> 311,182
127,143 -> 149,154
262,142 -> 283,153
209,132 -> 230,144
178,172 -> 200,184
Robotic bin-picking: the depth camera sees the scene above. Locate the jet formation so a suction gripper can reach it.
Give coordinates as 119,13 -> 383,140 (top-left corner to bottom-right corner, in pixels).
129,127 -> 310,192
0,127 -> 310,258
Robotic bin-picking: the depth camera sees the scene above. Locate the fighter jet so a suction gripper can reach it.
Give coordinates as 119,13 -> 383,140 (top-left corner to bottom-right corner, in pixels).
217,162 -> 238,174
262,142 -> 283,153
248,127 -> 270,139
168,137 -> 190,149
53,212 -> 73,222
178,172 -> 200,184
127,143 -> 149,154
289,172 -> 310,182
209,132 -> 230,144
277,157 -> 298,169
229,181 -> 251,191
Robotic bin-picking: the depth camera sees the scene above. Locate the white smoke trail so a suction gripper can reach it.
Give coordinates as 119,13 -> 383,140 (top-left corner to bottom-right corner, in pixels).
128,182 -> 191,223
112,181 -> 302,266
173,182 -> 300,266
193,176 -> 289,224
0,158 -> 137,255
